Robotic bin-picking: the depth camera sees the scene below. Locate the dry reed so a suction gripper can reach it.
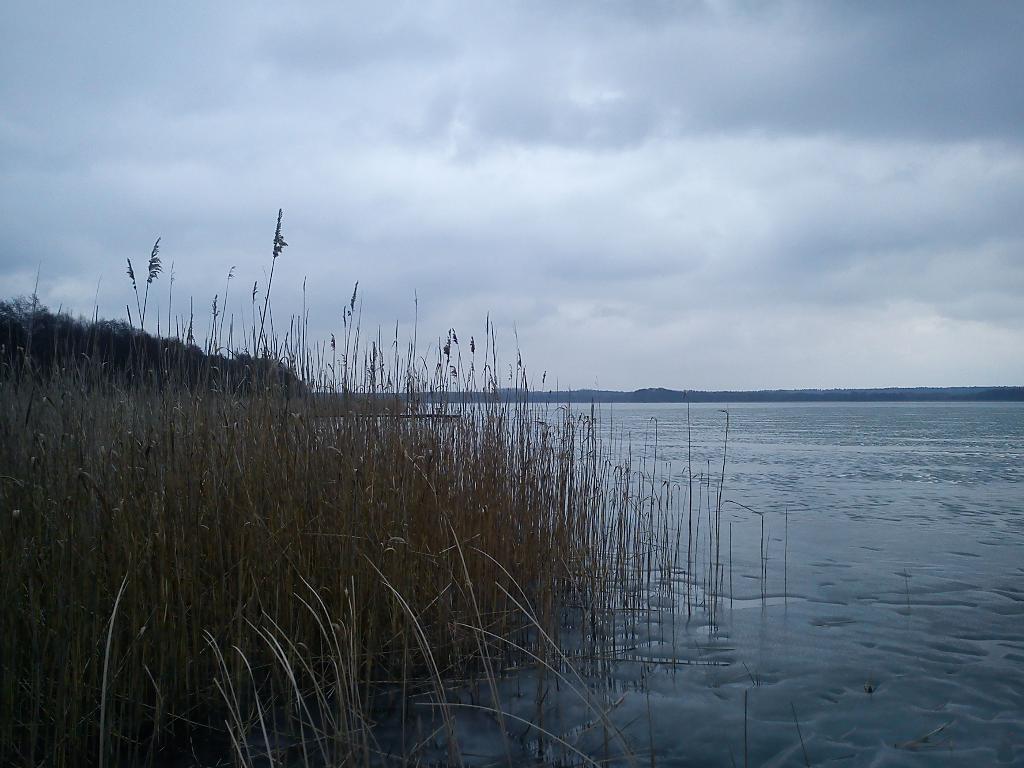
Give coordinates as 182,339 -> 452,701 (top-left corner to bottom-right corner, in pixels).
0,214 -> 737,767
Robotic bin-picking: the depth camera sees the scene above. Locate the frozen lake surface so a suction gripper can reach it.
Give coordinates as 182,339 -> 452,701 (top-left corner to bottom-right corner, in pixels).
422,402 -> 1024,767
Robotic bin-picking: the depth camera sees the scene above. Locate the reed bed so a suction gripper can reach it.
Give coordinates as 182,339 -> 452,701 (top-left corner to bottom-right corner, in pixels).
0,218 -> 735,767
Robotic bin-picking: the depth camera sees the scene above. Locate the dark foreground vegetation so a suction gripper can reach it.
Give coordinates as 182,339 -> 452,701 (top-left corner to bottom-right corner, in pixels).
1,218 -> 706,767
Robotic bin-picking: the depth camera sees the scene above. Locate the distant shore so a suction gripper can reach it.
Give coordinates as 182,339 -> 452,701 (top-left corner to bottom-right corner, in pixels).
459,385 -> 1024,404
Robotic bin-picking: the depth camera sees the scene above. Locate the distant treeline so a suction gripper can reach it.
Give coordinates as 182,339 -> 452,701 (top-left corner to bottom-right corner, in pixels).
0,297 -> 302,392
6,297 -> 1019,402
412,384 -> 1024,404
519,385 -> 1024,403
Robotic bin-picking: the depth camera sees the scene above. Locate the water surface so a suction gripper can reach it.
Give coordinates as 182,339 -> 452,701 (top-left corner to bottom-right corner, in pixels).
588,402 -> 1024,766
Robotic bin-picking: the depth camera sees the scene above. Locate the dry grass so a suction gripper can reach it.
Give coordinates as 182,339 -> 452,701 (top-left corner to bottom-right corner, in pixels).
0,216 -> 732,767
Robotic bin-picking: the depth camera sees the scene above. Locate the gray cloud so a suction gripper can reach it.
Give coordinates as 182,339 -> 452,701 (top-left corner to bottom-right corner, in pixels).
2,1 -> 1023,389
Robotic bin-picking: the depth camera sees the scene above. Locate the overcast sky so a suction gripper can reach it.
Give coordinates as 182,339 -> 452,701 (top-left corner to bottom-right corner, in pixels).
2,1 -> 1022,389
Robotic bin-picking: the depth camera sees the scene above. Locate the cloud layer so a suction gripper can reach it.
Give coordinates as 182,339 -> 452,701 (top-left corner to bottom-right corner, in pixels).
3,1 -> 1022,388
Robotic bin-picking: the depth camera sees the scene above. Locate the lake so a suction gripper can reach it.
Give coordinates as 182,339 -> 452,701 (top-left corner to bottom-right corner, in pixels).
386,401 -> 1023,766
575,401 -> 1024,766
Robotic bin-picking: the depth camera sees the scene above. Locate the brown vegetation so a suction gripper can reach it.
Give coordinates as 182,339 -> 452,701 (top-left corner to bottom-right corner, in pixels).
0,215 -> 713,767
